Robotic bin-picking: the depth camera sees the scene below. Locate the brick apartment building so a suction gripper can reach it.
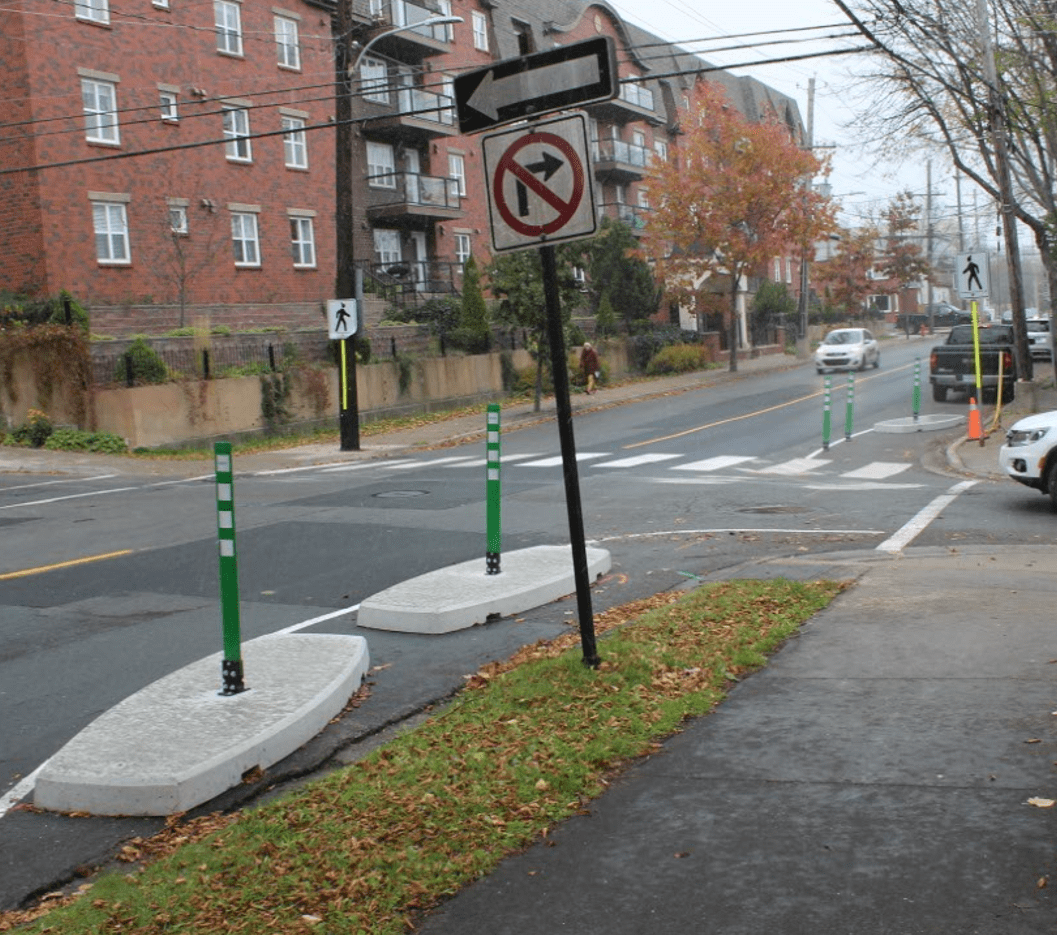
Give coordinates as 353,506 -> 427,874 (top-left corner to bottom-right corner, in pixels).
0,0 -> 808,339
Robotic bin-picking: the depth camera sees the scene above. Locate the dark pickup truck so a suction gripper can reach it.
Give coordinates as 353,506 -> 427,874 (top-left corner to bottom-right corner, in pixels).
929,323 -> 1017,403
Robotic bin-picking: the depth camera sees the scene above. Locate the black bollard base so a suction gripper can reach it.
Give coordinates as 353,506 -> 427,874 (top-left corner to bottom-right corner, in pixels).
486,552 -> 501,575
220,658 -> 246,696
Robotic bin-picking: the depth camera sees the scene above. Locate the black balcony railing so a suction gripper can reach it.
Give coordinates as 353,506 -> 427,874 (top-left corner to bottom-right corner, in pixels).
366,172 -> 460,212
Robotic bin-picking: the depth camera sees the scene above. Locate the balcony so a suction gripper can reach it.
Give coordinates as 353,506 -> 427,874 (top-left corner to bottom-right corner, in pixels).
599,202 -> 651,234
364,0 -> 455,60
366,171 -> 463,224
365,87 -> 458,142
589,80 -> 663,125
592,138 -> 650,182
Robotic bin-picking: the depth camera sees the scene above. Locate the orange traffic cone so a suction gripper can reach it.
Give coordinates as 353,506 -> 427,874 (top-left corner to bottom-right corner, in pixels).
968,396 -> 983,441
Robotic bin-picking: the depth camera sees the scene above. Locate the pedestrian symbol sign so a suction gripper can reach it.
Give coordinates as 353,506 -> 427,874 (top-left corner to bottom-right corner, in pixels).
482,111 -> 597,253
956,252 -> 990,299
327,298 -> 358,340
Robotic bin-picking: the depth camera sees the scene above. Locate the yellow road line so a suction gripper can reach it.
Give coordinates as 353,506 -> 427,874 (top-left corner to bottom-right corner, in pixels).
0,549 -> 134,581
624,362 -> 912,449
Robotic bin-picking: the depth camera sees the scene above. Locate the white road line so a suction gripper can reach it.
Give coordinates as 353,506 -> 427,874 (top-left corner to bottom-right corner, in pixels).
320,461 -> 411,473
520,453 -> 609,467
754,457 -> 832,475
592,527 -> 885,542
0,766 -> 43,820
0,486 -> 139,511
596,454 -> 682,468
876,480 -> 977,552
808,427 -> 874,459
841,461 -> 912,480
387,456 -> 477,470
672,455 -> 757,472
0,474 -> 117,492
275,604 -> 360,634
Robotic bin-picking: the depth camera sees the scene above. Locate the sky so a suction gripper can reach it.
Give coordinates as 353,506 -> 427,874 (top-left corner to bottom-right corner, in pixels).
606,0 -> 979,243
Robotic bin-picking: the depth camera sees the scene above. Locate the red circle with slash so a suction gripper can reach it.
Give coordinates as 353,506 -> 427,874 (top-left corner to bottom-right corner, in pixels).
493,131 -> 584,237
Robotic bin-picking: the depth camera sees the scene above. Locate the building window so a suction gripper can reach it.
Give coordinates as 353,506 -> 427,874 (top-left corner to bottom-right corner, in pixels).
75,0 -> 109,25
160,90 -> 178,121
282,115 -> 307,168
437,0 -> 454,41
222,107 -> 252,162
653,139 -> 668,162
373,229 -> 401,267
230,212 -> 260,266
367,142 -> 396,188
82,78 -> 119,144
472,11 -> 488,51
785,257 -> 794,284
92,201 -> 129,263
153,0 -> 169,8
275,15 -> 300,69
454,233 -> 471,266
289,216 -> 316,267
215,0 -> 243,55
169,204 -> 188,234
513,19 -> 535,55
448,153 -> 466,196
360,58 -> 388,104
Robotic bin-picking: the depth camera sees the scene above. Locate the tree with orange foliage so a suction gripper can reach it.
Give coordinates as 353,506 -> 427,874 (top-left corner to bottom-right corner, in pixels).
814,225 -> 880,324
643,80 -> 835,371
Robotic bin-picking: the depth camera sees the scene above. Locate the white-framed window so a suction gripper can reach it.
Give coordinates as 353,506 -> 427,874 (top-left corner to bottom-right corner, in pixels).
160,90 -> 178,121
785,257 -> 794,284
653,139 -> 668,162
437,0 -> 454,40
472,11 -> 488,50
274,15 -> 300,69
91,200 -> 129,263
214,0 -> 243,55
454,232 -> 471,266
447,152 -> 466,197
230,211 -> 260,266
773,257 -> 782,281
637,188 -> 649,209
281,115 -> 307,168
367,141 -> 396,188
373,228 -> 401,266
289,215 -> 316,267
81,78 -> 119,144
75,0 -> 109,25
169,204 -> 188,234
153,0 -> 169,9
360,57 -> 388,104
222,107 -> 252,162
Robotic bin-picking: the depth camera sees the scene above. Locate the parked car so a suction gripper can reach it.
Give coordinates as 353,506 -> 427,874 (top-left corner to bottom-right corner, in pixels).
814,328 -> 881,373
1026,317 -> 1053,361
929,323 -> 1017,403
999,410 -> 1057,508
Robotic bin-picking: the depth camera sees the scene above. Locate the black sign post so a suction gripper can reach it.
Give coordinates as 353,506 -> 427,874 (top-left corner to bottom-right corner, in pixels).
454,37 -> 618,135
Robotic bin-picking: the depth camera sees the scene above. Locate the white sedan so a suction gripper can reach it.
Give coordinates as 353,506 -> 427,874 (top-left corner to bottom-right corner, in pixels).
814,328 -> 881,373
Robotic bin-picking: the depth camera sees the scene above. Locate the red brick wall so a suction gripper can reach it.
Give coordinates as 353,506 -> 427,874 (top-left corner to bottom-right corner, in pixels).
2,0 -> 336,308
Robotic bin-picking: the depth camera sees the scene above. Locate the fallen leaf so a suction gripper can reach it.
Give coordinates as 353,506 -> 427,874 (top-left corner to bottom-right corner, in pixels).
1027,797 -> 1055,808
1038,877 -> 1049,890
674,851 -> 691,859
1025,739 -> 1042,744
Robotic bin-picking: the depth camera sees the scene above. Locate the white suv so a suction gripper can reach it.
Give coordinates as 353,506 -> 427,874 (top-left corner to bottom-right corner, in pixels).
1026,317 -> 1053,361
999,410 -> 1057,507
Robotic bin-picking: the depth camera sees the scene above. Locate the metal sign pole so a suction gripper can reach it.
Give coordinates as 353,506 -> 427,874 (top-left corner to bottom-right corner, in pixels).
540,244 -> 600,668
214,442 -> 245,696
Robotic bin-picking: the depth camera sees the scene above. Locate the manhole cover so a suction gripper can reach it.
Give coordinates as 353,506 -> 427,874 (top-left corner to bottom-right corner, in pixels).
739,505 -> 809,514
375,490 -> 429,499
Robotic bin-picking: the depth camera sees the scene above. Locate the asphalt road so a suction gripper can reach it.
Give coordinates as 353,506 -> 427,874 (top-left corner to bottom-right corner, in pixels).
0,338 -> 1041,910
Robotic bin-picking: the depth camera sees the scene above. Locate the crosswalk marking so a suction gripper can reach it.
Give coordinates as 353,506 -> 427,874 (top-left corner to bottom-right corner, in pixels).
754,457 -> 831,475
520,453 -> 609,467
597,454 -> 683,469
672,455 -> 758,472
387,456 -> 477,470
840,461 -> 911,480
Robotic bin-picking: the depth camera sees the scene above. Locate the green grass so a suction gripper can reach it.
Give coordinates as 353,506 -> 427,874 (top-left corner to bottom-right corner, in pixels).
5,578 -> 844,935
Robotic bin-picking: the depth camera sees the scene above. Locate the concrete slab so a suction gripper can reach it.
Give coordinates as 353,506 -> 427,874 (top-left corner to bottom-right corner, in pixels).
357,544 -> 612,633
874,413 -> 964,434
33,633 -> 369,817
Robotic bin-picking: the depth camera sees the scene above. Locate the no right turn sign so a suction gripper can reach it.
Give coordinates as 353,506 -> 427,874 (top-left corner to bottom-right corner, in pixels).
956,252 -> 990,299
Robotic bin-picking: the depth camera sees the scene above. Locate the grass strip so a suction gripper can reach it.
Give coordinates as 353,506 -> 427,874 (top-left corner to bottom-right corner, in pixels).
6,577 -> 843,935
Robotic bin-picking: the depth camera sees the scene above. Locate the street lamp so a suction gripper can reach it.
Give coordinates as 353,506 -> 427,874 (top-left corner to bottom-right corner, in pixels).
333,11 -> 462,450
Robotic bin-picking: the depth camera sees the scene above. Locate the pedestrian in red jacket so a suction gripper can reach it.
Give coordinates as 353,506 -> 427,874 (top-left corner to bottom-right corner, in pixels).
580,342 -> 600,394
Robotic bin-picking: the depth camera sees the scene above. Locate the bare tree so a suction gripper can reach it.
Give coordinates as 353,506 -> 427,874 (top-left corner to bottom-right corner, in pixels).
833,0 -> 1057,377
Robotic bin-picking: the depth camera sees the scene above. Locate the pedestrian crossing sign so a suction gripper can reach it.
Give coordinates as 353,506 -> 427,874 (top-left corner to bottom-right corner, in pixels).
955,252 -> 990,299
327,298 -> 358,340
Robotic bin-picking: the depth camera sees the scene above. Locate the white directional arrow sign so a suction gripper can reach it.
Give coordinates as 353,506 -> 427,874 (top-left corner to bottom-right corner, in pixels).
454,37 -> 617,134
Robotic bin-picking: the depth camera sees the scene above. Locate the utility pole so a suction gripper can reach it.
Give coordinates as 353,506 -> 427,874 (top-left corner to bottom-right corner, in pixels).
926,160 -> 934,332
797,76 -> 815,357
975,0 -> 1031,378
334,0 -> 361,449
